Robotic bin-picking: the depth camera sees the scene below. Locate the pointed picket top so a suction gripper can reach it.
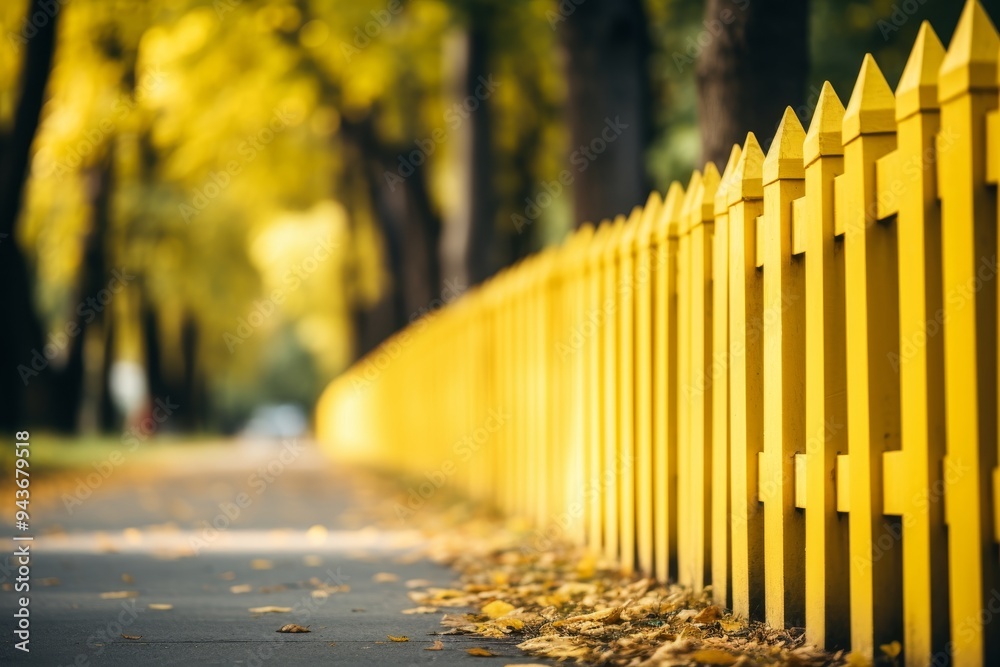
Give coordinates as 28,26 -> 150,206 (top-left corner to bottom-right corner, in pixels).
588,219 -> 612,264
680,169 -> 703,234
695,162 -> 721,224
656,181 -> 685,241
896,22 -> 946,120
620,204 -> 644,253
804,82 -> 845,165
728,133 -> 765,206
637,190 -> 664,248
764,107 -> 807,185
715,144 -> 742,216
939,0 -> 999,101
843,54 -> 897,143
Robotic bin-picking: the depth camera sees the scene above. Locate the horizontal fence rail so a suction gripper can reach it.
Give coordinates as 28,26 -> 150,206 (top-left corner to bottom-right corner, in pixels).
318,3 -> 1000,665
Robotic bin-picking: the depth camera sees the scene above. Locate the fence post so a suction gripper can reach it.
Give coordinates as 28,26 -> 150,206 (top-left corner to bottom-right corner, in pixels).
585,222 -> 610,556
653,182 -> 684,583
636,193 -> 663,576
803,81 -> 850,650
603,217 -> 625,562
618,207 -> 642,573
727,134 -> 766,620
882,22 -> 952,665
761,107 -> 808,629
842,53 -> 903,659
711,146 -> 740,608
938,2 -> 1000,665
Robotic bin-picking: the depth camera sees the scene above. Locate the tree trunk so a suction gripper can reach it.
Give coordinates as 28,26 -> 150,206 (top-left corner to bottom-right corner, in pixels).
559,0 -> 650,227
695,0 -> 810,168
0,0 -> 60,430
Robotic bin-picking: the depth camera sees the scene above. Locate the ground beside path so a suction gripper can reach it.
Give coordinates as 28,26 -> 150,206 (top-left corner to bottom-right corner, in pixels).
1,439 -> 552,666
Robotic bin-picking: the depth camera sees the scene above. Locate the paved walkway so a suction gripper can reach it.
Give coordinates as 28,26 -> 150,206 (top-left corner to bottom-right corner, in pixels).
2,439 -> 550,666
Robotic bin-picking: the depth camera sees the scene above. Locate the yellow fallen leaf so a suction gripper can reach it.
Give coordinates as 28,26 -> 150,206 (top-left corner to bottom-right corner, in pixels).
405,578 -> 433,588
311,590 -> 329,599
467,647 -> 495,656
425,640 -> 444,651
249,606 -> 292,614
229,584 -> 252,594
694,605 -> 722,624
880,641 -> 902,659
276,624 -> 310,633
219,571 -> 236,580
402,606 -> 439,614
148,604 -> 173,611
373,572 -> 399,583
387,635 -> 409,642
482,600 -> 515,619
251,559 -> 273,570
845,651 -> 873,667
100,591 -> 138,599
121,634 -> 142,641
689,648 -> 737,665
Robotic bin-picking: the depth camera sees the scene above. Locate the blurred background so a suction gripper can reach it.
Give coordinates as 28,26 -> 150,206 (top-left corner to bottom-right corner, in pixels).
1,0 -> 991,442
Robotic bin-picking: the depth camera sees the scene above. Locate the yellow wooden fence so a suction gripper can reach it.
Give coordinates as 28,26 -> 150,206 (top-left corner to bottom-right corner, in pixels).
317,2 -> 1000,664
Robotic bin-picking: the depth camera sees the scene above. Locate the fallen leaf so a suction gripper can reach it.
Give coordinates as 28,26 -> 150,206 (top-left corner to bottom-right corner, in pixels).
121,634 -> 142,641
229,584 -> 252,594
373,572 -> 399,583
467,647 -> 495,656
845,651 -> 873,667
250,606 -> 292,614
311,590 -> 329,599
39,577 -> 60,586
425,640 -> 444,651
880,641 -> 902,659
304,555 -> 323,567
405,578 -> 433,588
258,584 -> 287,594
100,591 -> 138,599
351,608 -> 366,613
402,606 -> 439,614
251,559 -> 273,570
121,574 -> 134,584
693,605 -> 722,624
219,571 -> 237,580
148,604 -> 173,611
482,600 -> 515,619
387,635 -> 409,642
689,648 -> 737,665
276,624 -> 310,633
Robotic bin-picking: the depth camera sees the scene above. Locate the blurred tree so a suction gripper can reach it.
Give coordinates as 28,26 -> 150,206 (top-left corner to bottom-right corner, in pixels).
0,0 -> 59,431
558,0 -> 650,227
695,0 -> 809,167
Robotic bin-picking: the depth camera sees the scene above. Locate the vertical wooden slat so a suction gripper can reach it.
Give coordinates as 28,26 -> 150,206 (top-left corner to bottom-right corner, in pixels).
603,217 -> 625,562
653,183 -> 684,583
618,207 -> 641,574
803,81 -> 850,650
727,134 -> 766,621
842,53 -> 903,660
711,146 -> 741,608
676,170 -> 701,590
586,222 -> 610,556
891,23 -> 951,665
761,107 -> 808,629
636,193 -> 663,576
938,3 -> 1000,665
